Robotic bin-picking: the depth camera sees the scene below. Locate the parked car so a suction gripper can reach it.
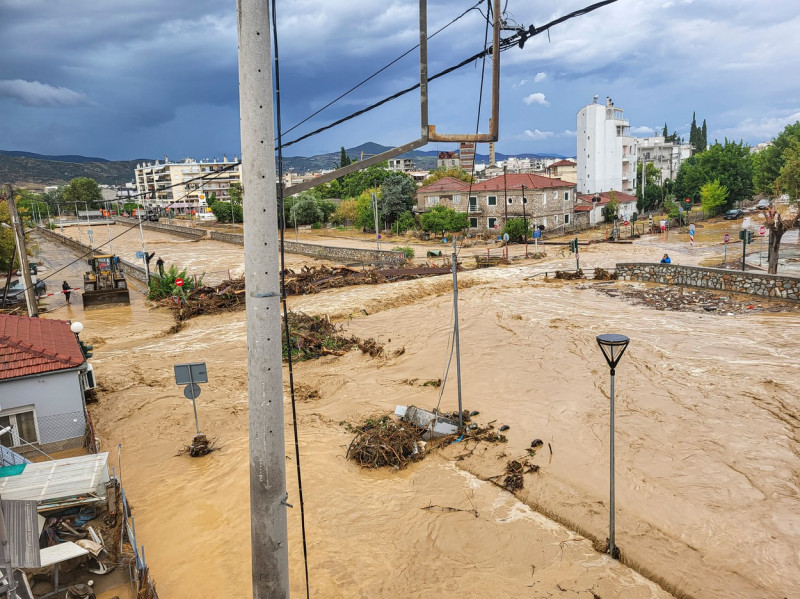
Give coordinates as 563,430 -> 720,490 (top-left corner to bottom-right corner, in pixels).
0,279 -> 47,305
724,209 -> 744,220
756,199 -> 771,209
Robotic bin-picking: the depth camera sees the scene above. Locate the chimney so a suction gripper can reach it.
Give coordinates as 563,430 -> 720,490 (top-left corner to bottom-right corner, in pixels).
489,142 -> 496,166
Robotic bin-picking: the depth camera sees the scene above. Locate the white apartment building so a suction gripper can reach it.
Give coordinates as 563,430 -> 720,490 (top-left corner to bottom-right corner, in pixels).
576,97 -> 637,195
636,136 -> 693,183
387,157 -> 415,172
134,155 -> 241,211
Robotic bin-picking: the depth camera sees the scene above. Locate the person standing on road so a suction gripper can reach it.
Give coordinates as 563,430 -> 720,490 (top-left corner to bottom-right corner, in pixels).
156,256 -> 165,277
62,281 -> 71,304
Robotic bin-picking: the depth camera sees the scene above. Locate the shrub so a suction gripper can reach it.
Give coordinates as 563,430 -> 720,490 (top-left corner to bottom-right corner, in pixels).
392,246 -> 415,259
147,264 -> 203,300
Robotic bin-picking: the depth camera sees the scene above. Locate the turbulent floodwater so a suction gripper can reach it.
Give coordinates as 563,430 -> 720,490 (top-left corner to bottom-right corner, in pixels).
30,225 -> 800,598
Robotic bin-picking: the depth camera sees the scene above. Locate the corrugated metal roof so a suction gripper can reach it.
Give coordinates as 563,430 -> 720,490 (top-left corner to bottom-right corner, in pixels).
0,499 -> 41,568
0,453 -> 109,503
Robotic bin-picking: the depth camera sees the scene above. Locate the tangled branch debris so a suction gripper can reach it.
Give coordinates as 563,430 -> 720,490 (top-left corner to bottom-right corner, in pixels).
592,267 -> 617,280
345,416 -> 425,469
496,458 -> 540,491
552,269 -> 585,280
283,311 -> 384,361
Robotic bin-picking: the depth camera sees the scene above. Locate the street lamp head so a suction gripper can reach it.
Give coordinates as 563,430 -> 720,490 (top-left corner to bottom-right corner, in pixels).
596,334 -> 629,371
70,321 -> 84,334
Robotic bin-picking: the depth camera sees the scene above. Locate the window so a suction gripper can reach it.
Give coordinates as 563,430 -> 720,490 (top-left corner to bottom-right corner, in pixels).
468,196 -> 478,212
487,195 -> 497,206
469,217 -> 478,228
488,217 -> 498,229
453,194 -> 461,204
564,214 -> 570,224
426,195 -> 439,206
542,193 -> 547,207
0,407 -> 39,446
564,191 -> 570,201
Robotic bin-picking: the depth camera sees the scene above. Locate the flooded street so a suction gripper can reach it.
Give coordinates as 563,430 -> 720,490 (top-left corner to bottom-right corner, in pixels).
28,224 -> 800,598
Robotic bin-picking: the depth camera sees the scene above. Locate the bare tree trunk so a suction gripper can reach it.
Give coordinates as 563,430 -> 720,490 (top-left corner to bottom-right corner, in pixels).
767,229 -> 784,274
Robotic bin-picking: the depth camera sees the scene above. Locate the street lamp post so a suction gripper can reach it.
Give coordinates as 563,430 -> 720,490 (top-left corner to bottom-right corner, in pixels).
521,184 -> 528,258
595,333 -> 630,560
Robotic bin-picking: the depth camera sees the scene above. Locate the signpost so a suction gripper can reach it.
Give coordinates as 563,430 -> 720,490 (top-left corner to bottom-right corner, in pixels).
723,233 -> 730,267
689,223 -> 695,246
174,362 -> 208,435
175,278 -> 184,287
759,226 -> 766,265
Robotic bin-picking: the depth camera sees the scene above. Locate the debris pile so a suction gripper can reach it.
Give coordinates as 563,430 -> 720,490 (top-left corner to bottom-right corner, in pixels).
500,458 -> 539,491
592,283 -> 800,314
592,267 -> 617,280
283,264 -> 453,295
345,416 -> 425,469
283,311 -> 385,361
167,277 -> 246,320
551,269 -> 585,280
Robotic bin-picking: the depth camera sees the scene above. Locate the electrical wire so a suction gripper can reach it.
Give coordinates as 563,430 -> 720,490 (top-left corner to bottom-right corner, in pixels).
280,0 -> 618,150
282,0 -> 485,138
13,164 -> 241,291
271,1 -> 311,597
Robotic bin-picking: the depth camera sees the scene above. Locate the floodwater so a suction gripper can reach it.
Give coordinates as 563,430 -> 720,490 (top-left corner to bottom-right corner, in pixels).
30,224 -> 800,598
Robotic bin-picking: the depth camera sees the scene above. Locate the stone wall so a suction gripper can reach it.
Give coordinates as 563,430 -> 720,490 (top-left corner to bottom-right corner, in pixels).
208,231 -> 404,265
112,217 -> 207,240
36,227 -> 149,283
616,263 -> 800,301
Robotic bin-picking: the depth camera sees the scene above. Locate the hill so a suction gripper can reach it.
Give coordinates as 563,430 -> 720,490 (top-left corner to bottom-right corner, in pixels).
0,151 -> 147,187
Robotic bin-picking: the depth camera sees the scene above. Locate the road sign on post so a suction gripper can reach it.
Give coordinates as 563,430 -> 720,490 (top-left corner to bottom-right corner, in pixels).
174,362 -> 208,436
759,226 -> 766,265
175,278 -> 184,287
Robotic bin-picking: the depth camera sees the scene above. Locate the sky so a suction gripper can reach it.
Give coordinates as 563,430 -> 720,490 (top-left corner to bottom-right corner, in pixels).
1,0 -> 799,162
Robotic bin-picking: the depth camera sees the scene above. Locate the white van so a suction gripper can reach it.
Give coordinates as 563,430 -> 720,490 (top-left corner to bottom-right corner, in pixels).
196,212 -> 217,222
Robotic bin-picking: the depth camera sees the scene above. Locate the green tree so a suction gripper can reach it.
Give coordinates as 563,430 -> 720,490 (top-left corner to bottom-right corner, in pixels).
700,119 -> 708,151
689,112 -> 698,151
354,190 -> 377,231
420,205 -> 468,234
290,192 -> 323,226
636,162 -> 662,211
502,217 -> 529,242
340,164 -> 393,199
776,140 -> 800,201
0,202 -> 16,272
338,147 -> 352,169
147,264 -> 202,299
699,179 -> 729,215
334,198 -> 358,225
317,179 -> 343,200
229,182 -> 243,206
753,121 -> 800,194
696,139 -> 753,208
673,155 -> 707,204
210,200 -> 242,223
421,168 -> 474,186
394,210 -> 417,234
63,177 -> 102,209
603,194 -> 620,223
380,172 -> 416,225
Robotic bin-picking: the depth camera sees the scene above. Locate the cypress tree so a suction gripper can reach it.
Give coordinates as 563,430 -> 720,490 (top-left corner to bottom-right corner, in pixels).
690,112 -> 698,149
701,120 -> 708,151
662,122 -> 669,139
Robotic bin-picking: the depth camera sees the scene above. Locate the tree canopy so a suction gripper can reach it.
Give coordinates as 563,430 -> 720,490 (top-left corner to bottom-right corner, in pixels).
63,177 -> 103,209
699,179 -> 729,214
421,168 -> 474,186
674,139 -> 753,208
420,205 -> 468,234
753,121 -> 800,195
379,172 -> 416,225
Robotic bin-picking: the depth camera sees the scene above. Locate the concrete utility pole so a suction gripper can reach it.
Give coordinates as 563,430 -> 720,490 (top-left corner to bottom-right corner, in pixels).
4,185 -> 38,317
237,2 -> 290,597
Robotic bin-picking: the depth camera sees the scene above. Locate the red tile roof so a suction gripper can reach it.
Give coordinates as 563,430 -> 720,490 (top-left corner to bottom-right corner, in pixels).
0,315 -> 85,381
417,177 -> 472,193
577,191 -> 638,205
549,159 -> 576,168
472,173 -> 574,192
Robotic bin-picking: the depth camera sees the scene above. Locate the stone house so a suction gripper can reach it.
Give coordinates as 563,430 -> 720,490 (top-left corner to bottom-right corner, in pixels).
415,173 -> 577,234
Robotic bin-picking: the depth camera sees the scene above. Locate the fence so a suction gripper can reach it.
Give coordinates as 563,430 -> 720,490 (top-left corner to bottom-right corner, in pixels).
10,410 -> 97,462
120,483 -> 159,598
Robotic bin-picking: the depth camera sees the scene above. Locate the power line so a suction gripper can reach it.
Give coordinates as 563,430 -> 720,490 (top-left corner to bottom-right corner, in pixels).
281,0 -> 485,138
280,0 -> 618,150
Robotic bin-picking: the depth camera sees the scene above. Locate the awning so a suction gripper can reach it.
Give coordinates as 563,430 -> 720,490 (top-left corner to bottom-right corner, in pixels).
0,453 -> 110,509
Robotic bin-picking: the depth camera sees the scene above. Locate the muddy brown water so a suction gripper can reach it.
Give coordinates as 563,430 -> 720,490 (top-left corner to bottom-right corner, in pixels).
30,227 -> 800,598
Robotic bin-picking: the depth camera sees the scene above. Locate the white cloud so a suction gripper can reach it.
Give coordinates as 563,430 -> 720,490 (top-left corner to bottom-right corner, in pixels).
512,79 -> 528,89
630,125 -> 656,135
522,129 -> 553,140
562,129 -> 577,137
714,110 -> 800,143
0,79 -> 87,107
523,93 -> 549,106
534,72 -> 546,83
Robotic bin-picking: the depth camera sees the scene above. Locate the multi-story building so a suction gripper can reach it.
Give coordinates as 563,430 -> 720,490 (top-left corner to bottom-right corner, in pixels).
415,173 -> 576,233
134,156 -> 241,212
459,142 -> 475,173
635,136 -> 693,183
545,159 -> 578,183
387,157 -> 415,173
576,97 -> 638,195
437,151 -> 460,170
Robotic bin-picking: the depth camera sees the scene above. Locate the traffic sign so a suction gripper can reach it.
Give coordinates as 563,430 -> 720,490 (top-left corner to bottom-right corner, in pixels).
174,362 -> 208,384
136,251 -> 145,259
759,226 -> 766,236
184,384 -> 201,400
532,230 -> 541,239
623,220 -> 629,226
723,233 -> 730,243
503,233 -> 510,242
175,278 -> 184,287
